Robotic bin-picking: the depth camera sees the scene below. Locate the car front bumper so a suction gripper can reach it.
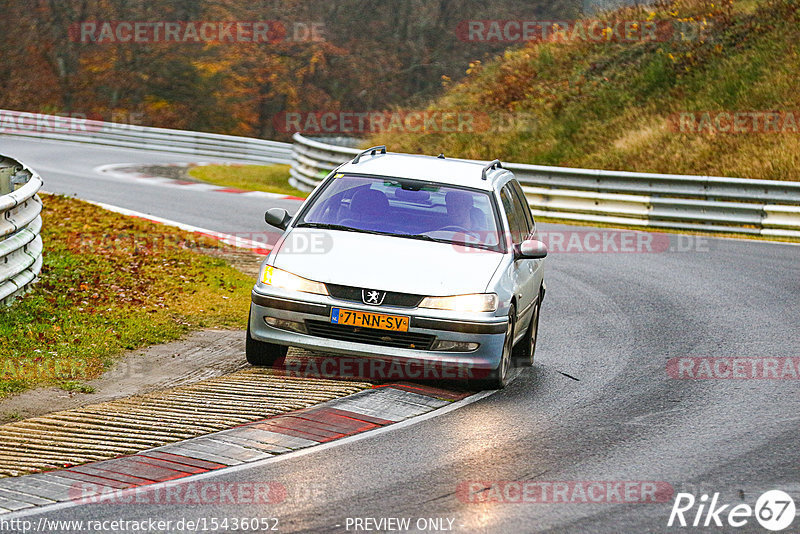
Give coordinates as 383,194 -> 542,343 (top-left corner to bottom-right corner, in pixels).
249,288 -> 508,378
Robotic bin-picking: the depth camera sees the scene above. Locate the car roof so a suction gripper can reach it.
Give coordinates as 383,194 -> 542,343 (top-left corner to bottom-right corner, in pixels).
336,152 -> 509,191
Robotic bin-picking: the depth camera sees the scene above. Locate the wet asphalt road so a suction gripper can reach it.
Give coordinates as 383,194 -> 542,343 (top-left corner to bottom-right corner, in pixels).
2,136 -> 798,533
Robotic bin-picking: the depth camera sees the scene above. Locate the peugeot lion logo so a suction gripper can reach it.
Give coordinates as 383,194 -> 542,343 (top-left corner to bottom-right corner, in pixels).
362,289 -> 386,305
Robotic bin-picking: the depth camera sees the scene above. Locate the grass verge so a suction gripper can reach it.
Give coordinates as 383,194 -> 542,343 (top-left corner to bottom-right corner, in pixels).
0,195 -> 255,398
188,163 -> 307,198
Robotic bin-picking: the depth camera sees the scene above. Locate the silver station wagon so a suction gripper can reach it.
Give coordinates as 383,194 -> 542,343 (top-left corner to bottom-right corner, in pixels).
248,147 -> 547,388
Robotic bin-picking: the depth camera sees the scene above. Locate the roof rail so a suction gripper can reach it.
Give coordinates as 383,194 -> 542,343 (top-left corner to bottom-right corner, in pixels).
481,159 -> 503,180
352,145 -> 387,164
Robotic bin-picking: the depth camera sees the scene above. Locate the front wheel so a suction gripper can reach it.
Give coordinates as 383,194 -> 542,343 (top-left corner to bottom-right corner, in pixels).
476,304 -> 515,390
246,317 -> 288,367
514,292 -> 541,367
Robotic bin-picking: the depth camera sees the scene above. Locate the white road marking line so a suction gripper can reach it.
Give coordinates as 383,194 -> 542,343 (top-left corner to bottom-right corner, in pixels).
94,162 -> 300,199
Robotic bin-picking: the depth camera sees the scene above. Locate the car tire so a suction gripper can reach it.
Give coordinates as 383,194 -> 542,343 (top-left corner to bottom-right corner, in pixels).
477,304 -> 515,390
246,316 -> 288,367
513,289 -> 542,367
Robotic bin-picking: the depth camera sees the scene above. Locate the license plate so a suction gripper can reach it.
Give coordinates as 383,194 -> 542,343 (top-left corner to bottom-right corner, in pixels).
331,308 -> 409,332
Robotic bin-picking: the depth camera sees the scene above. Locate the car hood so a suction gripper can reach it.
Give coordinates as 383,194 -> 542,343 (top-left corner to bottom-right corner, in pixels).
272,228 -> 504,296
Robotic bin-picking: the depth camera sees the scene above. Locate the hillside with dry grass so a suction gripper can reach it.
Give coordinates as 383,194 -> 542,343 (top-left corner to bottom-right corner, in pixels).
378,0 -> 800,181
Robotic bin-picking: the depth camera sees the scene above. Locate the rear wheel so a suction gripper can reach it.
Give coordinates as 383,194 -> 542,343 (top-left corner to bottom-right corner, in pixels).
246,315 -> 288,367
514,291 -> 541,367
478,304 -> 515,390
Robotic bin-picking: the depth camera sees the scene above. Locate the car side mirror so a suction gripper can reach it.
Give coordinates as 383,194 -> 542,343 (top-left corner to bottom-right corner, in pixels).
265,208 -> 291,230
518,239 -> 548,259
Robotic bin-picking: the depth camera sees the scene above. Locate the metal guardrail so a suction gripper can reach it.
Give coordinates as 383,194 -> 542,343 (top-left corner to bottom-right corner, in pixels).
289,133 -> 362,191
290,133 -> 800,238
0,109 -> 293,165
0,156 -> 43,306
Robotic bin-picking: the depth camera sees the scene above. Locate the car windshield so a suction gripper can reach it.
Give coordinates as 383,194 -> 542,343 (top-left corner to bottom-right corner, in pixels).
297,174 -> 502,250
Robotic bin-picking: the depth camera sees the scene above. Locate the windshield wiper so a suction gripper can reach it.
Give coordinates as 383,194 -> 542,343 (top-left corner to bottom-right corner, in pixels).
396,233 -> 495,250
295,222 -> 385,235
397,234 -> 450,244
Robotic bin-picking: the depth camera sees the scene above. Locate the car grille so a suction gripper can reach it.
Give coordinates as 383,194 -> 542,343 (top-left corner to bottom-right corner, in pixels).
325,284 -> 424,308
305,321 -> 435,350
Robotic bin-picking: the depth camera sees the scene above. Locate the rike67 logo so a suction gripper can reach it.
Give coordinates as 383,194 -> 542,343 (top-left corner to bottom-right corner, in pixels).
668,490 -> 796,531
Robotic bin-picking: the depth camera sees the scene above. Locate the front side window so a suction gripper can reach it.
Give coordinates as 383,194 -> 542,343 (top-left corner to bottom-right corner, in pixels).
510,180 -> 535,234
500,185 -> 529,245
297,174 -> 503,251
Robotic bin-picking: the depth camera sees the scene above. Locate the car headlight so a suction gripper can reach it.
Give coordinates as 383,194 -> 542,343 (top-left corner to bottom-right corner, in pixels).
261,265 -> 328,295
419,293 -> 498,313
